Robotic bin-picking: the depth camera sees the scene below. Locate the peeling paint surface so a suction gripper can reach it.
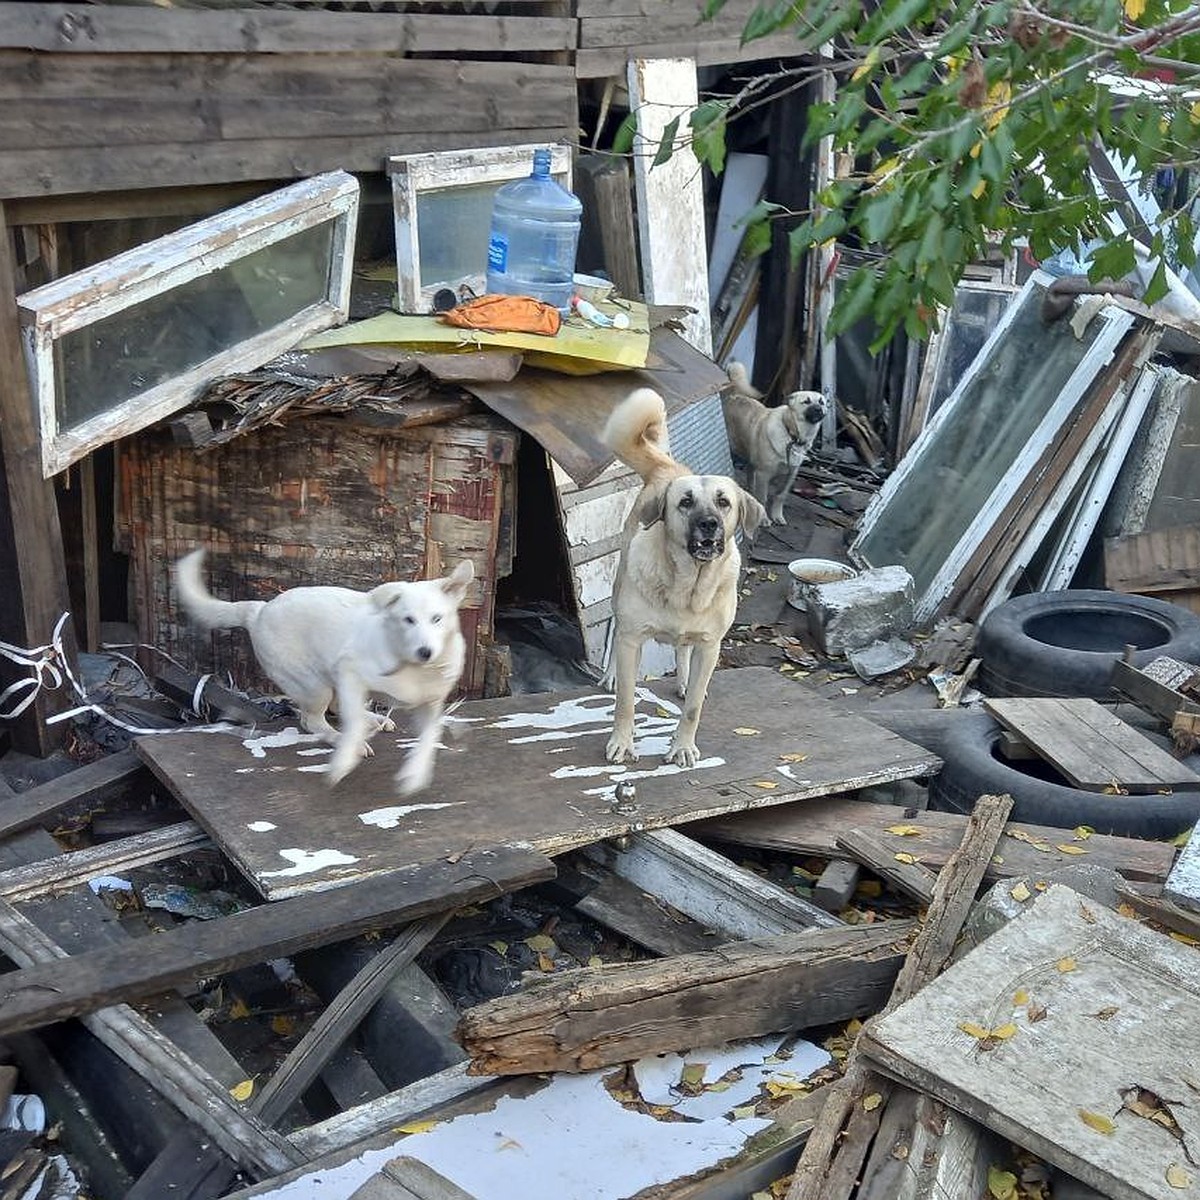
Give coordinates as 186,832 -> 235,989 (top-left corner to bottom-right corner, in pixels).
358,802 -> 459,830
247,1037 -> 831,1200
260,848 -> 359,879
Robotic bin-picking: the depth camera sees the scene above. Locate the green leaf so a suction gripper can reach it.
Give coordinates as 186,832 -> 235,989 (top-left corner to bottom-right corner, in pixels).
935,18 -> 975,58
861,188 -> 903,243
652,116 -> 681,168
1142,256 -> 1170,307
701,0 -> 727,19
690,100 -> 730,174
827,267 -> 878,338
1088,237 -> 1137,282
611,113 -> 637,157
744,216 -> 774,259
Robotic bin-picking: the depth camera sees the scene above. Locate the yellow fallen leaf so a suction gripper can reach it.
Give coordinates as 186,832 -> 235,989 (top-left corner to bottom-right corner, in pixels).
988,1165 -> 1018,1199
1074,825 -> 1094,840
856,879 -> 883,898
1171,931 -> 1200,946
230,1079 -> 254,1102
1013,989 -> 1029,1006
680,1062 -> 708,1087
538,953 -> 556,972
1167,1163 -> 1191,1189
270,1015 -> 294,1038
731,1105 -> 759,1121
1057,957 -> 1077,973
1124,0 -> 1146,18
846,1018 -> 864,1035
1079,1108 -> 1116,1135
396,1118 -> 440,1135
588,954 -> 604,967
1010,881 -> 1031,902
885,824 -> 923,836
959,1021 -> 993,1039
228,998 -> 252,1021
1090,1005 -> 1120,1021
656,706 -> 673,718
1117,902 -> 1140,919
779,752 -> 809,763
863,1092 -> 883,1111
754,780 -> 779,789
1056,844 -> 1088,856
489,940 -> 509,955
1171,827 -> 1193,847
895,852 -> 920,865
525,934 -> 556,954
734,727 -> 761,736
990,1023 -> 1018,1040
851,46 -> 881,83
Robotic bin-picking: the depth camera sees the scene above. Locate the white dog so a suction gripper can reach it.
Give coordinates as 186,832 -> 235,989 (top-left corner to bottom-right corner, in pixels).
603,387 -> 765,768
175,550 -> 473,795
722,361 -> 827,525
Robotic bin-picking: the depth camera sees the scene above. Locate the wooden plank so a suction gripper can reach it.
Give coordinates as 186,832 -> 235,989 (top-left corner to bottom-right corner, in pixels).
1105,525 -> 1200,594
0,846 -> 553,1038
0,820 -> 208,902
835,828 -> 937,906
1164,817 -> 1200,914
787,793 -> 1014,1200
691,795 -> 1175,884
1116,881 -> 1200,941
0,202 -> 75,753
574,154 -> 640,300
0,5 -> 573,54
349,1157 -> 477,1200
0,747 -> 148,841
860,884 -> 1200,1200
628,58 -> 711,353
585,827 -> 842,936
457,919 -> 915,1074
984,697 -> 1200,793
135,669 -> 941,898
1110,656 -> 1200,722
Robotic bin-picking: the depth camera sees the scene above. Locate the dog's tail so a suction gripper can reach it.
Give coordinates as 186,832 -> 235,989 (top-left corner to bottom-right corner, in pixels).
602,387 -> 680,485
726,360 -> 762,399
175,549 -> 265,631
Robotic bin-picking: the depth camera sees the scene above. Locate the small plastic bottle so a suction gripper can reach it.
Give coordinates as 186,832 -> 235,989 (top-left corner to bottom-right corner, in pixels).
486,149 -> 583,313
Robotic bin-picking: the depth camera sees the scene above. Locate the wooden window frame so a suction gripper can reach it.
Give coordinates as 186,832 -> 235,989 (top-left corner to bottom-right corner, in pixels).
18,170 -> 360,477
388,144 -> 571,315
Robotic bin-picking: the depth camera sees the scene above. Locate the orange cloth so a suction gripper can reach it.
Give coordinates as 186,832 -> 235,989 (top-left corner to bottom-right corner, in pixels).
439,294 -> 561,337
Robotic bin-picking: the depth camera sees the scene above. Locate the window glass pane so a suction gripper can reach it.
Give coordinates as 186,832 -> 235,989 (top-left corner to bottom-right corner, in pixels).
415,183 -> 503,288
857,281 -> 1108,598
56,222 -> 334,431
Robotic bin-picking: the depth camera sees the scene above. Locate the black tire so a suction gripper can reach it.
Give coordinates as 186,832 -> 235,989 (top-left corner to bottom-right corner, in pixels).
977,589 -> 1200,699
929,712 -> 1200,838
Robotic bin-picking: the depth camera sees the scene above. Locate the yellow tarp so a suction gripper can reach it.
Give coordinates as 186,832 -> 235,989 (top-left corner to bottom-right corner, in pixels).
299,300 -> 651,375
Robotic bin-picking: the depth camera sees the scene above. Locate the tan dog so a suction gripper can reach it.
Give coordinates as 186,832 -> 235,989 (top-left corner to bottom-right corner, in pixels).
722,361 -> 827,525
603,387 -> 766,767
175,549 -> 473,795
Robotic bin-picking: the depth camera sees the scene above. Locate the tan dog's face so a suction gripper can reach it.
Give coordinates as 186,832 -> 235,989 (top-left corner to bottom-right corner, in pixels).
783,392 -> 828,466
640,474 -> 766,560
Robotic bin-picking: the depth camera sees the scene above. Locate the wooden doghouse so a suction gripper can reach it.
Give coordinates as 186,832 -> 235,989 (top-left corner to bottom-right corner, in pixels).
116,410 -> 515,700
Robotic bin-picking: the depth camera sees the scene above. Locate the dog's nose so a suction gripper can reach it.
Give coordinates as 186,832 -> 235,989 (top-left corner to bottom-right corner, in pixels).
417,646 -> 433,661
696,516 -> 719,537
805,404 -> 825,423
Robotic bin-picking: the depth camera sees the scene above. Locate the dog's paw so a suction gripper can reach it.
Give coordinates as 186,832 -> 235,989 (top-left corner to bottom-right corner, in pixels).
767,509 -> 786,526
666,741 -> 700,768
326,756 -> 357,786
675,680 -> 688,700
598,670 -> 616,694
395,759 -> 432,796
369,712 -> 397,734
605,735 -> 637,764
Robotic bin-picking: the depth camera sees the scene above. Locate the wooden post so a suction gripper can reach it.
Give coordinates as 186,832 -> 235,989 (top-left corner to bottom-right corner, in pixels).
0,203 -> 76,755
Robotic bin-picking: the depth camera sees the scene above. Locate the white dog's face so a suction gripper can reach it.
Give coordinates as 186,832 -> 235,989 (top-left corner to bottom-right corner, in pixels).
369,562 -> 473,666
640,475 -> 766,561
783,392 -> 828,466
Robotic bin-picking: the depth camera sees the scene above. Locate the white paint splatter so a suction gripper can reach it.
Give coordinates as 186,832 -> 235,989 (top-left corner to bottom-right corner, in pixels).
775,764 -> 812,783
247,821 -> 277,832
261,848 -> 358,878
242,727 -> 325,759
297,747 -> 332,758
576,756 -> 726,802
358,802 -> 460,830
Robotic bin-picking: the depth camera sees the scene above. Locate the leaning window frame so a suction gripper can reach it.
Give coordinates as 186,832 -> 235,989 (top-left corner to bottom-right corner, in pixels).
18,170 -> 360,478
388,144 -> 572,315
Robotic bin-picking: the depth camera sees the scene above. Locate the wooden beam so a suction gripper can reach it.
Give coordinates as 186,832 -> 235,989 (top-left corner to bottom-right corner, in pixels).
786,793 -> 1014,1200
835,828 -> 938,907
0,747 -> 148,841
0,845 -> 555,1038
0,204 -> 76,754
457,918 -> 915,1075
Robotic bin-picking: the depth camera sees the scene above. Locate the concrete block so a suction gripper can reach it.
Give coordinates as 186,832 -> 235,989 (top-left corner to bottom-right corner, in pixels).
803,565 -> 915,656
813,858 -> 861,912
1164,817 -> 1200,914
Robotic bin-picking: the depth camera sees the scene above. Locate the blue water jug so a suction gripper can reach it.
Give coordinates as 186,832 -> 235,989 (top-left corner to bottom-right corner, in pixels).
486,148 -> 582,313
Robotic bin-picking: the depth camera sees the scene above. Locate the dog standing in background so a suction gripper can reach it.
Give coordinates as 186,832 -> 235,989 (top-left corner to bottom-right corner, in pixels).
175,550 -> 473,795
602,387 -> 766,768
722,361 -> 828,526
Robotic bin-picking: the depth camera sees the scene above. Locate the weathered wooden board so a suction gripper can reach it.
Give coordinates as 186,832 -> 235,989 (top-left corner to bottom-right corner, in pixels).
1106,525 -> 1200,595
1164,817 -> 1200,914
0,846 -> 552,1038
984,697 -> 1200,793
691,796 -> 1176,883
861,885 -> 1200,1200
135,668 -> 941,898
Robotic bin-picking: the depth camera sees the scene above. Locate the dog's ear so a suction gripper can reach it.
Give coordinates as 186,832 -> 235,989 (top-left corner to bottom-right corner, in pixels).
638,486 -> 668,530
737,489 -> 768,539
441,559 -> 474,605
781,408 -> 801,439
368,582 -> 406,611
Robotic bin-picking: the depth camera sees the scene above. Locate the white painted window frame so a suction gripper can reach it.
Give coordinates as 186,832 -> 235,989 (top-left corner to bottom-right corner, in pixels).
18,170 -> 360,477
853,271 -> 1137,623
388,144 -> 572,314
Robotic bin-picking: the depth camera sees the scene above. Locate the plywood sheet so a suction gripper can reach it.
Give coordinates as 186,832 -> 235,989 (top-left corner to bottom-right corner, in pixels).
135,668 -> 940,899
861,885 -> 1200,1200
984,697 -> 1200,793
